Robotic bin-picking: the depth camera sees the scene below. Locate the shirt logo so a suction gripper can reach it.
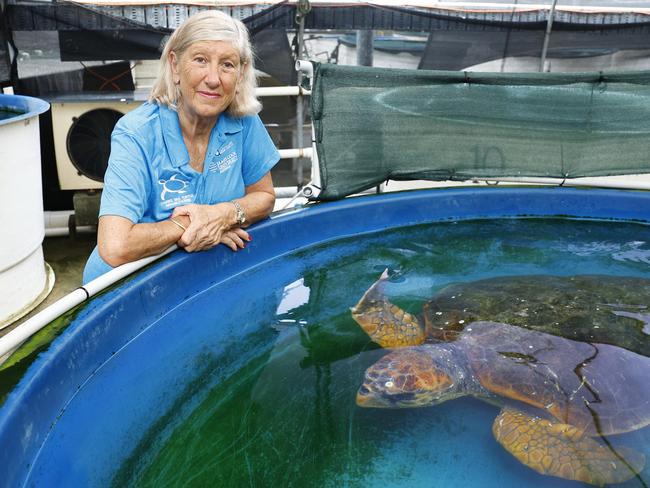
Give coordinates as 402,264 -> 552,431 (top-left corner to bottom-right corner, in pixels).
208,147 -> 238,174
159,174 -> 189,200
158,173 -> 195,210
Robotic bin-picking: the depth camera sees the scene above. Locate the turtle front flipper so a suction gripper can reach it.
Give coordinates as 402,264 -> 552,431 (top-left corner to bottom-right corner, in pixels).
493,408 -> 645,486
351,269 -> 426,348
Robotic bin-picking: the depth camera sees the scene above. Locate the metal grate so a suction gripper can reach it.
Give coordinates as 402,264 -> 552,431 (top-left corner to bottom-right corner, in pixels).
122,6 -> 146,24
167,5 -> 189,29
77,3 -> 271,30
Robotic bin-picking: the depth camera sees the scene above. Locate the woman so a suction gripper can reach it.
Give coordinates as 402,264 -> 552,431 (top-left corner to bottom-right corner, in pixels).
83,10 -> 280,283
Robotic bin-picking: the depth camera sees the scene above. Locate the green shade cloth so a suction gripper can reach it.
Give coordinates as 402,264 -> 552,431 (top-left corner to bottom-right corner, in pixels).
310,62 -> 650,200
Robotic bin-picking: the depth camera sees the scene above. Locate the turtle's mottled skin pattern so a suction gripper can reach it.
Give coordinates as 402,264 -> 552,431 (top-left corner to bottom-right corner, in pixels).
494,409 -> 645,486
356,344 -> 479,408
353,272 -> 650,486
351,271 -> 425,348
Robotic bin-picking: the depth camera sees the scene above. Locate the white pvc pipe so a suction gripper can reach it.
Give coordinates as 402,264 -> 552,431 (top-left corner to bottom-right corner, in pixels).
274,186 -> 300,198
278,147 -> 312,159
45,226 -> 96,238
295,60 -> 313,80
0,245 -> 178,360
44,210 -> 73,229
256,86 -> 310,97
43,210 -> 96,237
478,175 -> 650,190
539,0 -> 559,72
308,125 -> 321,195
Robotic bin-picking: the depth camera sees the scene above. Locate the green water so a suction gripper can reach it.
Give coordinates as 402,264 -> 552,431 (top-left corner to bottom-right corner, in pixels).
0,107 -> 24,121
113,218 -> 650,488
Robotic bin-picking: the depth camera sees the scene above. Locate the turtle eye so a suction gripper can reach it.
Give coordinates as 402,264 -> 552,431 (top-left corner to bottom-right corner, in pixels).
358,385 -> 370,395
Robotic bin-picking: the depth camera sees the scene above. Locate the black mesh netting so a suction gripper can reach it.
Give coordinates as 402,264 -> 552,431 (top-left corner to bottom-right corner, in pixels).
0,6 -> 13,85
6,1 -> 296,87
7,2 -> 650,77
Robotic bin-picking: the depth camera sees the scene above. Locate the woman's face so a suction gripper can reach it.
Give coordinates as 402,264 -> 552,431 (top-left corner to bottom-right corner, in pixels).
171,40 -> 243,123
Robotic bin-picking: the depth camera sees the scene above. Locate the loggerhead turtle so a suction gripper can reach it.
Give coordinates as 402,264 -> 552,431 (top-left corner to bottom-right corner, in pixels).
351,272 -> 650,486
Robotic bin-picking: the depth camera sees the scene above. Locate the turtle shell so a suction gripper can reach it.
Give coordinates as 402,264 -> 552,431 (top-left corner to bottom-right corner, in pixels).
423,275 -> 650,356
460,321 -> 650,436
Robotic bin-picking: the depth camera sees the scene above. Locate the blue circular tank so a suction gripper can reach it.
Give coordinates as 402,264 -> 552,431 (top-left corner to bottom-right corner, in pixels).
1,187 -> 650,486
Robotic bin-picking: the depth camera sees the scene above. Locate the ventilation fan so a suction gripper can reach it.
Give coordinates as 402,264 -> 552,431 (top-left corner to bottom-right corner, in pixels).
51,99 -> 142,190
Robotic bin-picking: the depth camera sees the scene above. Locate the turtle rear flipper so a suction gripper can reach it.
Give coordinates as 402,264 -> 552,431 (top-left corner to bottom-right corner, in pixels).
493,408 -> 645,486
351,269 -> 426,348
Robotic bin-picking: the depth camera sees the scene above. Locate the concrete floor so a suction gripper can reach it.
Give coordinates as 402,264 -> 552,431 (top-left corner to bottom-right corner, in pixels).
41,233 -> 97,300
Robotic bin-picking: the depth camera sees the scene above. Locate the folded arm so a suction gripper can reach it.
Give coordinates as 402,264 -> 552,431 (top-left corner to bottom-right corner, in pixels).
172,171 -> 276,252
97,172 -> 275,266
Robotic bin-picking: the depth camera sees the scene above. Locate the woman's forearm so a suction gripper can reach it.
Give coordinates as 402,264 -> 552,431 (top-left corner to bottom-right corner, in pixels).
236,171 -> 276,226
99,173 -> 276,265
98,215 -> 190,267
234,189 -> 275,227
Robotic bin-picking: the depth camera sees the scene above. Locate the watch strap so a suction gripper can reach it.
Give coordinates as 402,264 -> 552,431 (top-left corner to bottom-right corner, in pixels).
230,200 -> 246,226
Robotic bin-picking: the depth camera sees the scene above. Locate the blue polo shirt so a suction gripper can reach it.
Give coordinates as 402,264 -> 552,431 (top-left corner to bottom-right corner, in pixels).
83,102 -> 280,283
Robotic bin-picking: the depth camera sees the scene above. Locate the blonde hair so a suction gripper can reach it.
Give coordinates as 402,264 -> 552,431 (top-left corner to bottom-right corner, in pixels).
149,10 -> 261,116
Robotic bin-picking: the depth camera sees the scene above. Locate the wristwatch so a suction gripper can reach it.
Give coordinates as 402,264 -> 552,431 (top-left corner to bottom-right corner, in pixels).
231,200 -> 246,226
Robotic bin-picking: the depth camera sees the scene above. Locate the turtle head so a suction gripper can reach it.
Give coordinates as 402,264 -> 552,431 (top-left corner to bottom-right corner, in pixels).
356,346 -> 462,408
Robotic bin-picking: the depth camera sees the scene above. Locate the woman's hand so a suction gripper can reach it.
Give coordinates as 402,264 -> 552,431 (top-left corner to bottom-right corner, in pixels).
170,172 -> 274,253
220,228 -> 251,251
172,202 -> 234,252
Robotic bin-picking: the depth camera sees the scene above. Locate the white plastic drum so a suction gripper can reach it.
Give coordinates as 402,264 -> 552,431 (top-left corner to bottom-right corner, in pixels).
0,94 -> 51,329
